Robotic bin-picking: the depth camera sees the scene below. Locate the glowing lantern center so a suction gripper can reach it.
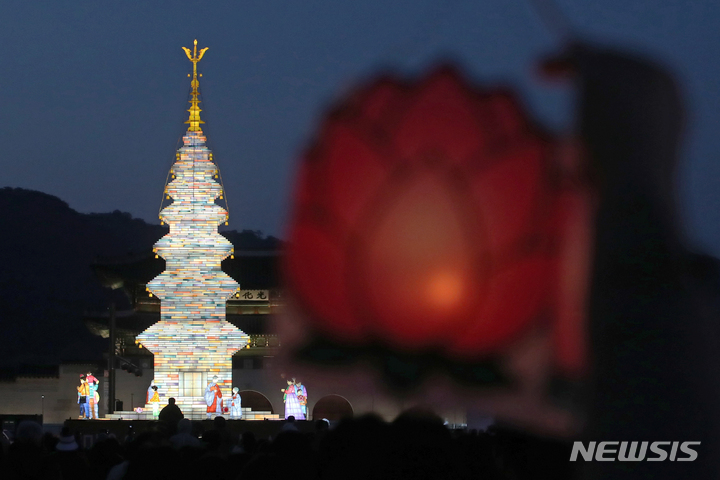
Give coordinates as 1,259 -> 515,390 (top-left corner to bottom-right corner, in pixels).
360,171 -> 480,346
426,270 -> 465,311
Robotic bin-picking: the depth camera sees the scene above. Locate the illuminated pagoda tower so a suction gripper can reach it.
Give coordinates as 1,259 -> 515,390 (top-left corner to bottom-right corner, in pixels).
137,40 -> 249,408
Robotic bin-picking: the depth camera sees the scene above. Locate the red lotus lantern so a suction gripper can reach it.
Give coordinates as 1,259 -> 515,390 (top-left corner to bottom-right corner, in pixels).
283,67 -> 587,383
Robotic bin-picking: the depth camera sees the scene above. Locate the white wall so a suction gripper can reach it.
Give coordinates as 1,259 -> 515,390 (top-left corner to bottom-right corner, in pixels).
0,363 -> 96,425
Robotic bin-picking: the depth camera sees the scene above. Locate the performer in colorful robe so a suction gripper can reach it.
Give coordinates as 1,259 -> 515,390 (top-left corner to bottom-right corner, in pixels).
93,388 -> 100,419
88,378 -> 99,419
149,385 -> 160,418
230,387 -> 242,419
205,376 -> 223,418
77,375 -> 84,419
77,375 -> 90,419
86,371 -> 98,386
295,380 -> 308,418
281,379 -> 304,420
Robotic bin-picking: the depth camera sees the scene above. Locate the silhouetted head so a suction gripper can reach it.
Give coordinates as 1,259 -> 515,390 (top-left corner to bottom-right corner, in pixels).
15,421 -> 43,445
168,397 -> 176,405
242,431 -> 257,453
213,415 -> 227,429
315,419 -> 329,432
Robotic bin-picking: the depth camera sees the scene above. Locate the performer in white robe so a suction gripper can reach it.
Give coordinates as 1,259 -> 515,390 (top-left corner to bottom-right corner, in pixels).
146,380 -> 156,404
230,387 -> 242,419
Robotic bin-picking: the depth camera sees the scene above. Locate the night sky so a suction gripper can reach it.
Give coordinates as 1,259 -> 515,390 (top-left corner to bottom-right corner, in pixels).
2,1 -> 719,254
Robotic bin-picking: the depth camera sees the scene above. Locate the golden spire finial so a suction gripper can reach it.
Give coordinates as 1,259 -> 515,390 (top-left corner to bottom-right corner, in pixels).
182,39 -> 209,132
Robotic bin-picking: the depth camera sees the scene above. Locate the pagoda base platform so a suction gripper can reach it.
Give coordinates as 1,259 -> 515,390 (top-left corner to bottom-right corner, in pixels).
105,405 -> 280,421
103,397 -> 283,421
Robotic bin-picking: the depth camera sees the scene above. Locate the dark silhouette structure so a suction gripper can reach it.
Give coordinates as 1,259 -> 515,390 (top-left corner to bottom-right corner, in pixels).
567,43 -> 720,479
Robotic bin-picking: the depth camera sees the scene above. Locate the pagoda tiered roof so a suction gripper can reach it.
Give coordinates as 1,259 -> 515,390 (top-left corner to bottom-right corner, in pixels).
86,248 -> 282,356
91,249 -> 280,294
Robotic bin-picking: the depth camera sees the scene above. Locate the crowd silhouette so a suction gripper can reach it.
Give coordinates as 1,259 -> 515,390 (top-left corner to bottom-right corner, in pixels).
0,412 -> 575,480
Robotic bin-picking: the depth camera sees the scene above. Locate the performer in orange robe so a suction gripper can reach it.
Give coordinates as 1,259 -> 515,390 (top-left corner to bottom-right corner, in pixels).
204,375 -> 223,418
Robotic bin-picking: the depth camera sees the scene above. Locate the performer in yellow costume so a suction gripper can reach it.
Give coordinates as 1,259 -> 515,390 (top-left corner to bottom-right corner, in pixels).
149,385 -> 160,418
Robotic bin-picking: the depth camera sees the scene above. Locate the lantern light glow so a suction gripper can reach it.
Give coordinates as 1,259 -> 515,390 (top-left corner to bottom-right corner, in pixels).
284,67 -> 578,367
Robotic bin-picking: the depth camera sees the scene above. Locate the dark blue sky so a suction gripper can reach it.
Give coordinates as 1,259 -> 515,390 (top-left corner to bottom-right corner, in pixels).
2,1 -> 719,254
